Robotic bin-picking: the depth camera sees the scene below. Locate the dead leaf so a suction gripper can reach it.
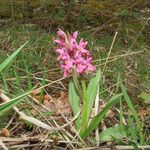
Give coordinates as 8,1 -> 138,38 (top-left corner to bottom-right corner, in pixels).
128,109 -> 133,116
137,109 -> 148,116
56,91 -> 71,115
42,91 -> 71,116
1,128 -> 10,137
43,100 -> 56,112
33,94 -> 52,102
32,89 -> 41,96
106,109 -> 115,118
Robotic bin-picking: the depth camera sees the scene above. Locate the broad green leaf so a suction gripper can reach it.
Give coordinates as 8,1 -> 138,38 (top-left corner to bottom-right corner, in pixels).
81,93 -> 123,138
138,92 -> 150,104
69,81 -> 81,130
99,125 -> 126,142
80,79 -> 87,130
120,80 -> 141,129
0,41 -> 28,72
86,70 -> 101,123
80,70 -> 101,132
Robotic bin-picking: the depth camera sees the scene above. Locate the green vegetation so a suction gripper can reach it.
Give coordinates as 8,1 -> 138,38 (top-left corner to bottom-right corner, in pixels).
0,0 -> 149,149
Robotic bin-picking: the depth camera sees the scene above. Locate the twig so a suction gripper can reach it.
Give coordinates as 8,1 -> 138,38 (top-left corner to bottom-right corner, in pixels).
93,51 -> 143,63
76,145 -> 150,150
0,136 -> 78,144
0,139 -> 8,150
0,90 -> 80,131
115,145 -> 150,150
102,32 -> 118,74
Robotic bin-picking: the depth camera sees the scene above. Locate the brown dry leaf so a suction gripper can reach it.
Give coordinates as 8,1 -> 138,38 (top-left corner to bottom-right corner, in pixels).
43,100 -> 56,112
42,91 -> 71,116
34,94 -> 52,102
137,109 -> 148,116
1,128 -> 10,137
32,89 -> 41,96
106,109 -> 115,118
128,109 -> 133,116
56,91 -> 71,115
127,109 -> 148,116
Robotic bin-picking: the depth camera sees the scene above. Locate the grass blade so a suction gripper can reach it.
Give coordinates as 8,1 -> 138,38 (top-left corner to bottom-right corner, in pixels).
120,79 -> 141,129
0,41 -> 28,72
128,115 -> 138,144
0,98 -> 24,115
0,89 -> 33,115
120,98 -> 124,132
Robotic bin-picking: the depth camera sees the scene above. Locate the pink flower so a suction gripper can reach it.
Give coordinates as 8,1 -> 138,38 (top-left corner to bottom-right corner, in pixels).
55,29 -> 96,77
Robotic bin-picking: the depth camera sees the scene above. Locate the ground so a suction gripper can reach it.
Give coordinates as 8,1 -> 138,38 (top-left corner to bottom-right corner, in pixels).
0,0 -> 150,149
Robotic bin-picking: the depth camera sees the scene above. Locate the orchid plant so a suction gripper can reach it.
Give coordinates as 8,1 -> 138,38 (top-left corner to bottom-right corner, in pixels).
55,29 -> 123,138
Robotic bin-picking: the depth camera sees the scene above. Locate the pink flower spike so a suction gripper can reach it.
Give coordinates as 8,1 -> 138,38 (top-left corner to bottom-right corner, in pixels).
55,29 -> 96,77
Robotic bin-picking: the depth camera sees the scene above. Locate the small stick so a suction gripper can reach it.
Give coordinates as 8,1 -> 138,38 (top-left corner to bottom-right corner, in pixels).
0,90 -> 80,131
0,139 -> 8,150
102,32 -> 118,74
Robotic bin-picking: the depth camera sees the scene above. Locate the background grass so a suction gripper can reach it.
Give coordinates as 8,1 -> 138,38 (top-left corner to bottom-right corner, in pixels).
0,0 -> 149,149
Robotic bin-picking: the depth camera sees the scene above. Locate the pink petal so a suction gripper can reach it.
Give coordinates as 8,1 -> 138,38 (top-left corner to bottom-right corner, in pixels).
65,60 -> 74,69
85,57 -> 92,63
87,64 -> 96,71
56,48 -> 64,54
79,39 -> 88,48
55,39 -> 64,46
63,69 -> 68,77
57,29 -> 66,37
73,31 -> 78,39
76,64 -> 86,74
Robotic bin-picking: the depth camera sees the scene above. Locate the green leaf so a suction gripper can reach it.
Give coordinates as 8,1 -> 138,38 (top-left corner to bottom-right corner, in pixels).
0,89 -> 33,115
81,79 -> 88,131
0,99 -> 22,115
120,80 -> 141,129
69,81 -> 81,130
128,115 -> 137,143
138,92 -> 150,104
86,70 -> 101,123
80,70 -> 101,133
80,93 -> 123,138
119,98 -> 124,132
0,41 -> 28,72
99,125 -> 126,142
